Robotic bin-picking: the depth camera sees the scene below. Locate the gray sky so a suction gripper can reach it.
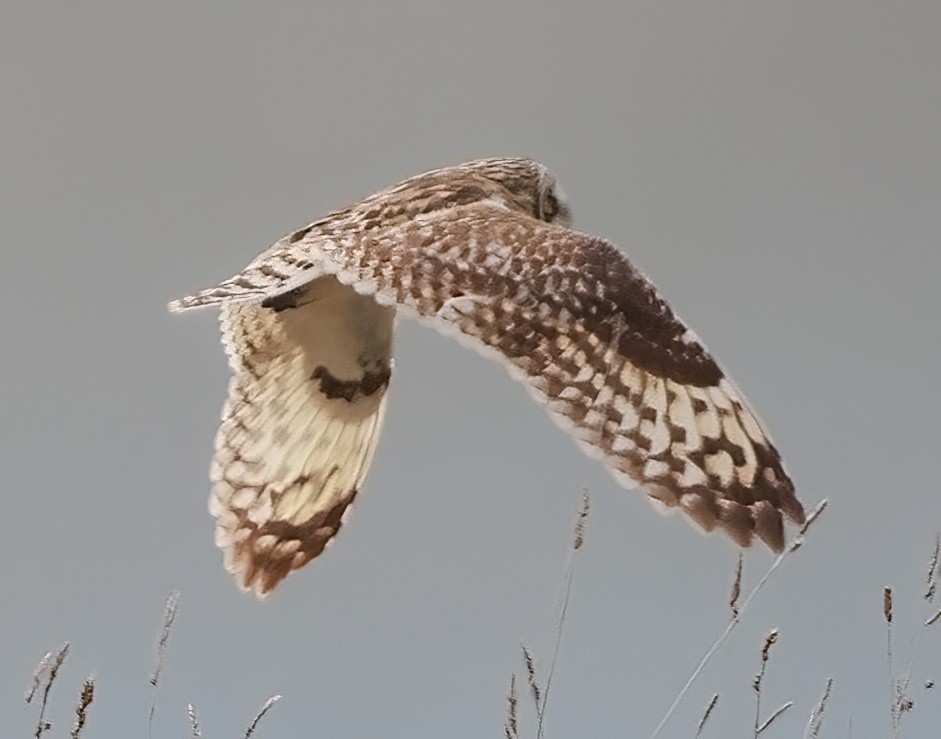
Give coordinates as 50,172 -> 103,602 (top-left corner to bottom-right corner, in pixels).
2,2 -> 940,737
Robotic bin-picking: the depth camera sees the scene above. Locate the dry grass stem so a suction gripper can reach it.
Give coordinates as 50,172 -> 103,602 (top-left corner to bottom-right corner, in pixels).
573,490 -> 590,550
883,582 -> 918,737
25,650 -> 54,704
187,703 -> 202,739
730,553 -> 743,621
925,533 -> 939,603
695,693 -> 719,738
536,491 -> 591,738
757,701 -> 793,735
29,642 -> 70,738
649,498 -> 828,739
798,499 -> 829,538
885,585 -> 899,735
70,678 -> 95,739
149,590 -> 181,739
889,537 -> 941,737
521,645 -> 541,712
244,694 -> 282,738
504,674 -> 518,739
753,629 -> 779,738
760,629 -> 778,663
803,677 -> 833,738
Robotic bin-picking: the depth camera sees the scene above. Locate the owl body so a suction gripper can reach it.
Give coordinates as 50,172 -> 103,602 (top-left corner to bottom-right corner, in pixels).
171,157 -> 804,596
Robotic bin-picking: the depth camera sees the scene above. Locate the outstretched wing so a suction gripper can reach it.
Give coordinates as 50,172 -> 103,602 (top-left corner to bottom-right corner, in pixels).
377,206 -> 804,551
174,200 -> 803,557
209,275 -> 393,596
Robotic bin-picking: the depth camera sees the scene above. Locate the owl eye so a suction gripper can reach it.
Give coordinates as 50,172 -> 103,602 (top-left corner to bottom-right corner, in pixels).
542,191 -> 559,220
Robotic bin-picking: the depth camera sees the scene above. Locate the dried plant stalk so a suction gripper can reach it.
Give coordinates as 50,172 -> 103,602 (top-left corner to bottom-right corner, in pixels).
649,498 -> 828,739
504,674 -> 518,739
925,533 -> 939,603
28,642 -> 70,738
889,537 -> 941,738
730,554 -> 743,621
245,694 -> 282,738
149,591 -> 181,739
757,701 -> 793,735
573,490 -> 590,550
70,678 -> 95,739
26,650 -> 54,704
537,491 -> 592,738
521,645 -> 541,711
753,629 -> 779,738
760,630 -> 778,663
187,703 -> 202,739
803,677 -> 833,738
885,585 -> 898,734
695,693 -> 719,738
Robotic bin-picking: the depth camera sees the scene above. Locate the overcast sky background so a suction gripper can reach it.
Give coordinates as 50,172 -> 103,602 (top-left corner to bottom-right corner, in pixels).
3,2 -> 940,737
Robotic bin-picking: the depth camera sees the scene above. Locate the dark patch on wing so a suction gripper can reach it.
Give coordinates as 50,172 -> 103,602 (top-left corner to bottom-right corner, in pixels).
311,364 -> 391,402
289,224 -> 315,243
233,482 -> 358,594
407,217 -> 721,387
570,239 -> 724,387
261,287 -> 305,312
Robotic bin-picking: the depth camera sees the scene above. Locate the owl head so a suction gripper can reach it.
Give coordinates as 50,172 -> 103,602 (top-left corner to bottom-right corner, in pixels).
457,157 -> 573,227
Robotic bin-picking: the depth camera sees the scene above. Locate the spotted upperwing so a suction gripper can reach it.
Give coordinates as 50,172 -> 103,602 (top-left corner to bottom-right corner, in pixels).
383,205 -> 806,551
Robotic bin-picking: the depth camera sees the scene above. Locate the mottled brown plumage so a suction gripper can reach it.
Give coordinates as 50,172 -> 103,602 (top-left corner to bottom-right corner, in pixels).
171,157 -> 804,596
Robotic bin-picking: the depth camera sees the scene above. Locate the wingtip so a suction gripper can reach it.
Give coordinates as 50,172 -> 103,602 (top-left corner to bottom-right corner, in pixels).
167,295 -> 222,313
240,577 -> 275,601
224,546 -> 287,600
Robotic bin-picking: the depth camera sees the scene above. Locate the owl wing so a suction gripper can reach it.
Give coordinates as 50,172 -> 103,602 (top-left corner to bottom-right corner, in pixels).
208,275 -> 393,596
172,200 -> 803,564
372,205 -> 803,551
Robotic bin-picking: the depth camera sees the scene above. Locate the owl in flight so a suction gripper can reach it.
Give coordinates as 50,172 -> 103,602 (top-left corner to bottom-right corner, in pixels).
170,157 -> 804,597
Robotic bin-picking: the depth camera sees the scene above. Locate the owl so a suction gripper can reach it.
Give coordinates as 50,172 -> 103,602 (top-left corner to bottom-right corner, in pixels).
170,157 -> 805,597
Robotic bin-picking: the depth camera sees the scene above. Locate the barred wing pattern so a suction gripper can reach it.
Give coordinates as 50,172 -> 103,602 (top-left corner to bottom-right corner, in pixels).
171,157 -> 803,594
211,278 -> 393,595
319,205 -> 803,550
